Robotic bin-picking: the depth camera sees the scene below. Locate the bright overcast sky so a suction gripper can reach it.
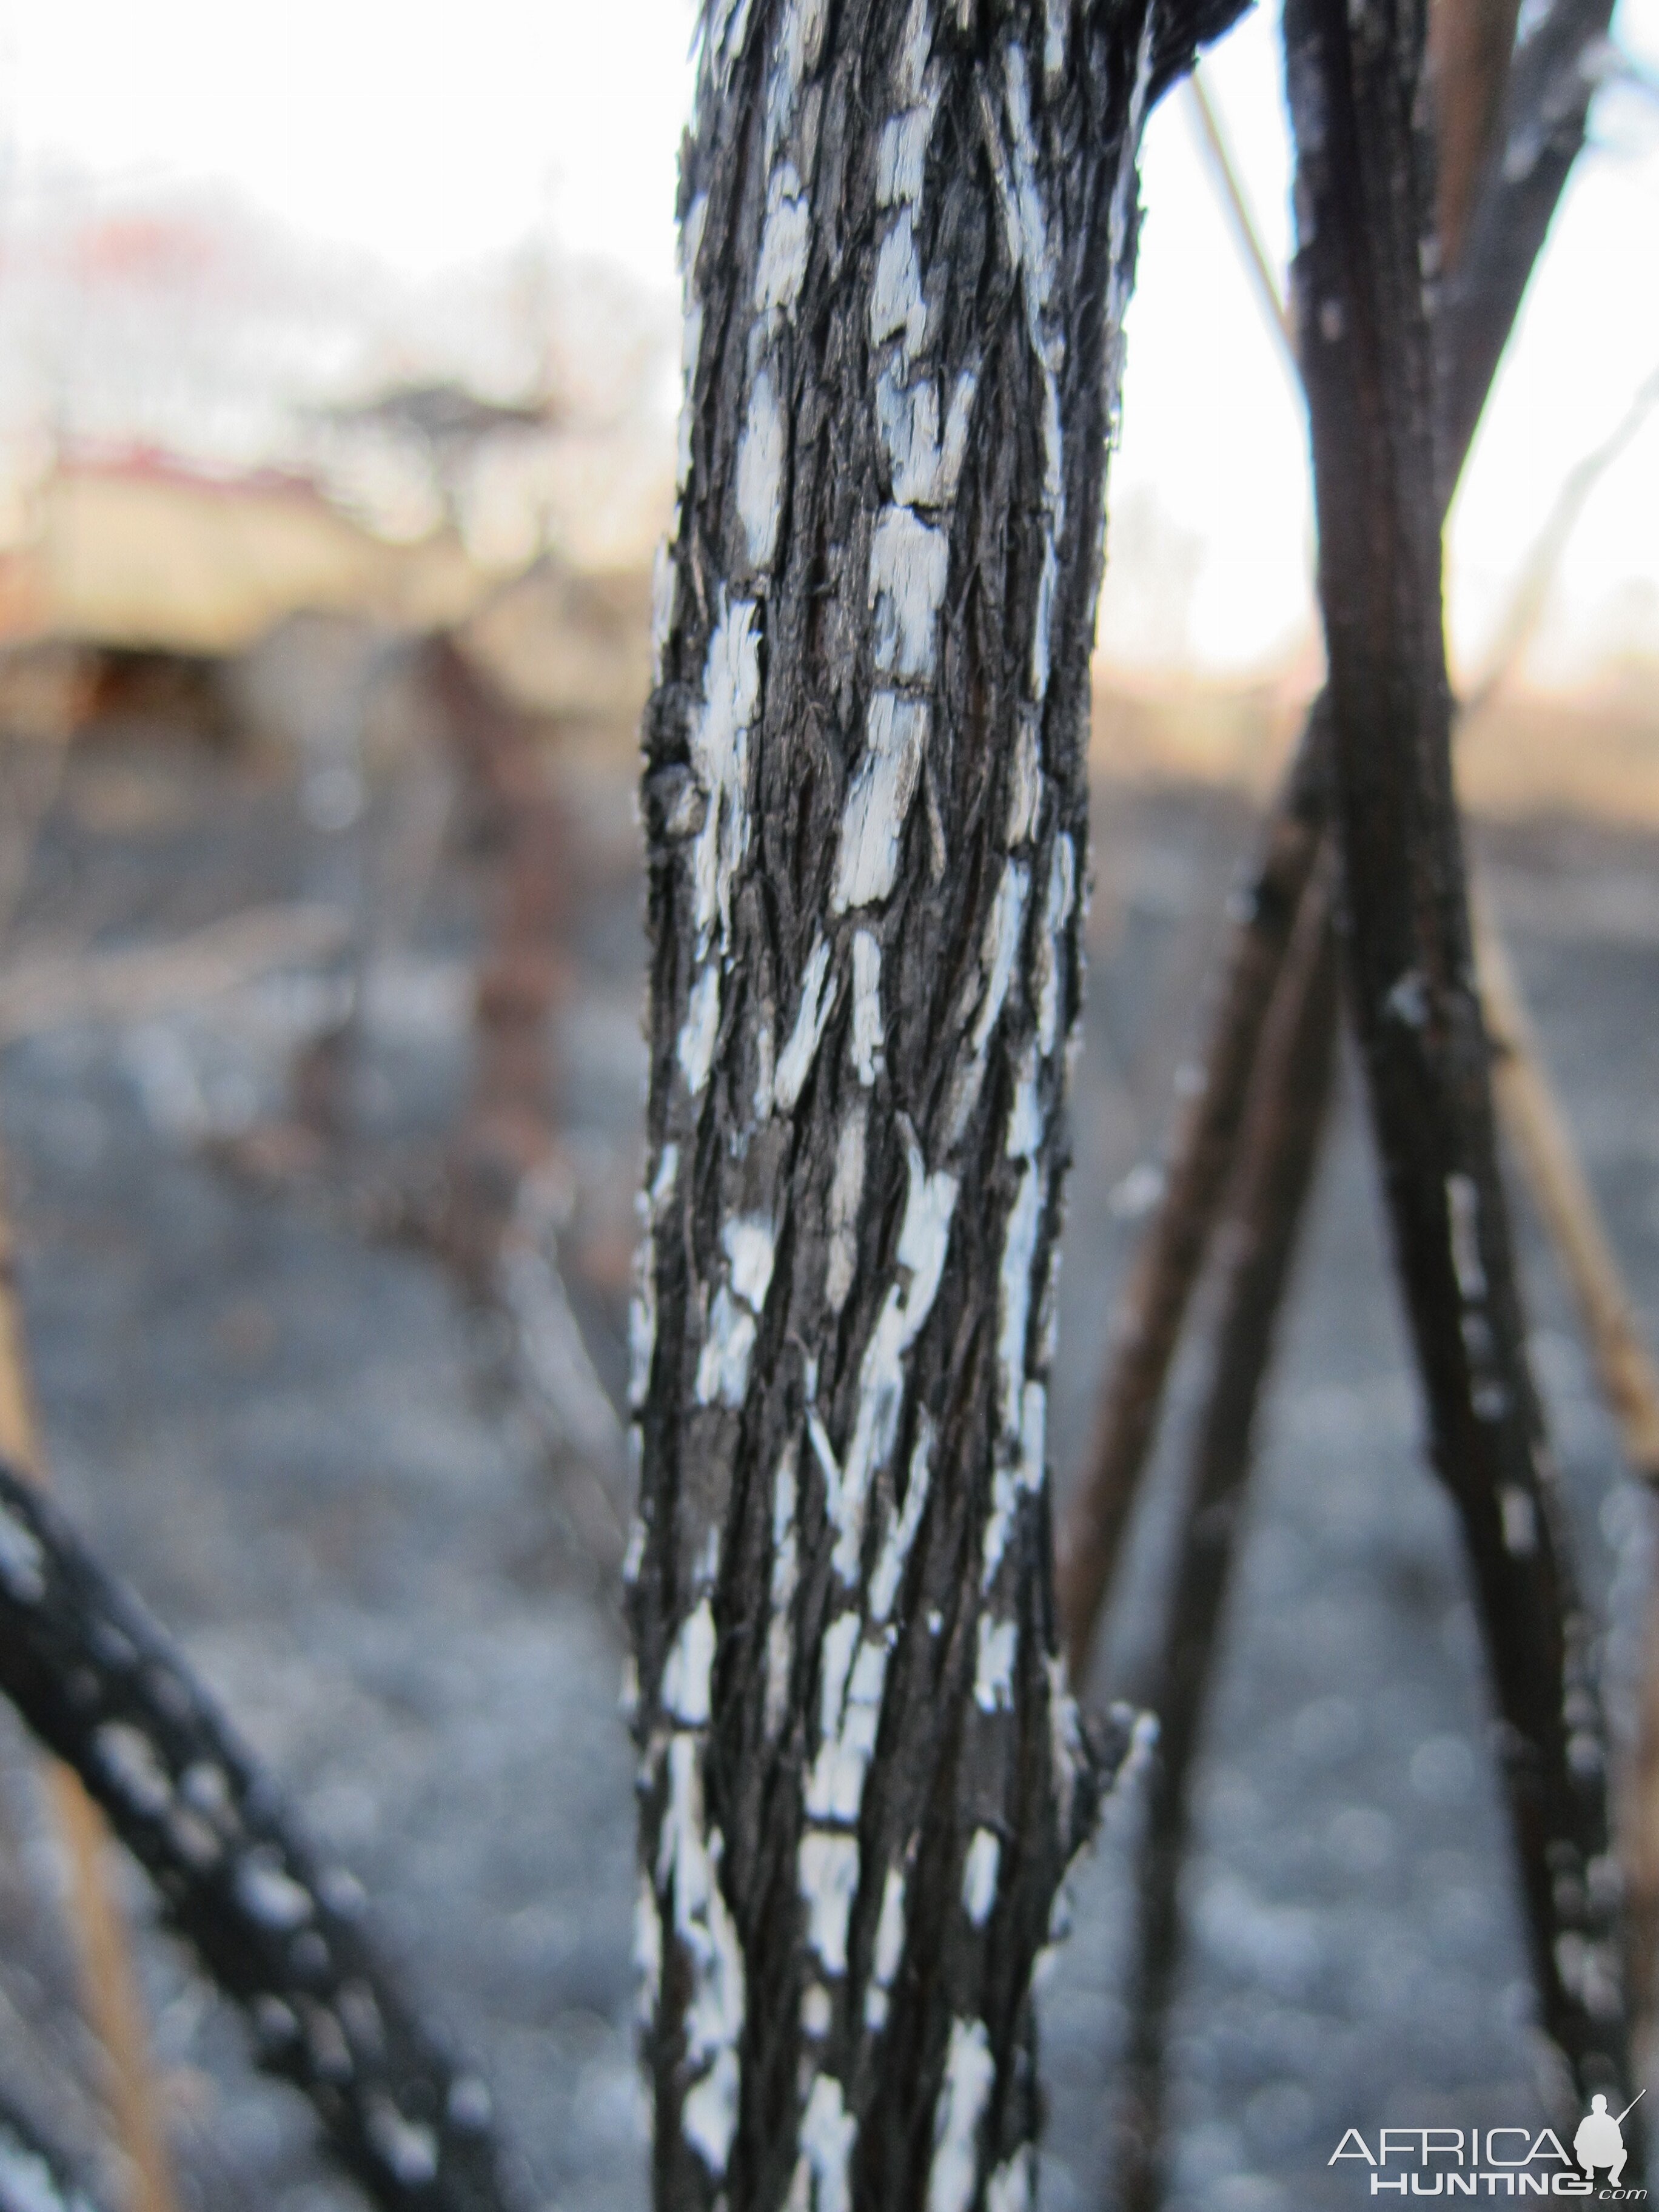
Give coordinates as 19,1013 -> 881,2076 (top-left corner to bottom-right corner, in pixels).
0,0 -> 1654,679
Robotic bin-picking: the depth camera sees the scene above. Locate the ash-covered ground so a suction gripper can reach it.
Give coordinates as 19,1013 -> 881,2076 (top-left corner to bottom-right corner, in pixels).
1,691 -> 1657,2212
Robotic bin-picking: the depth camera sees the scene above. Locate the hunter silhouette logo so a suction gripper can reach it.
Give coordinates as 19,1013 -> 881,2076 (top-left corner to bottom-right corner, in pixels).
1575,2094 -> 1641,2191
1330,2093 -> 1649,2195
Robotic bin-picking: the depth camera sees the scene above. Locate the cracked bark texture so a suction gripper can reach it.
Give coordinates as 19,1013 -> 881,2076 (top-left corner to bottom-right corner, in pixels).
1284,0 -> 1633,2113
627,2 -> 1238,2207
0,1464 -> 523,2212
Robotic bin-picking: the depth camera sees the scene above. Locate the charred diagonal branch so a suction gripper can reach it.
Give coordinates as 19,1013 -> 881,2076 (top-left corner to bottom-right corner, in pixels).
1056,718 -> 1329,1675
1114,864 -> 1341,2212
1284,0 -> 1631,2113
629,2 -> 1244,2207
1056,0 -> 1614,1684
0,1463 -> 524,2212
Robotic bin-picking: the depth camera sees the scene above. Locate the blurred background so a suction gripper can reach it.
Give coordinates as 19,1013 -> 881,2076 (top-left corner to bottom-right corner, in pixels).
0,1 -> 1655,2208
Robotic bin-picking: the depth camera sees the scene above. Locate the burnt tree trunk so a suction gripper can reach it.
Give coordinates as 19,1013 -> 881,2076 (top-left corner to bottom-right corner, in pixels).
1284,0 -> 1632,2109
628,2 -> 1238,2207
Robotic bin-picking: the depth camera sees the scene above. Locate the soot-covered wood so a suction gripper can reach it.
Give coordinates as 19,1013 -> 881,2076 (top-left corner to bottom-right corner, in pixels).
0,1464 -> 523,2212
1284,0 -> 1633,2112
628,3 -> 1240,2207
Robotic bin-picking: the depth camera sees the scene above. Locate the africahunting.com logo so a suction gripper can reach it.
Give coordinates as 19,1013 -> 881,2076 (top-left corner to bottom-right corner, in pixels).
1330,2092 -> 1648,2196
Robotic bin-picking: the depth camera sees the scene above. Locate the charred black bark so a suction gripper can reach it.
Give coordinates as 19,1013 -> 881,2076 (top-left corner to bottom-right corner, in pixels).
1284,0 -> 1632,2112
629,3 -> 1242,2206
0,1464 -> 524,2212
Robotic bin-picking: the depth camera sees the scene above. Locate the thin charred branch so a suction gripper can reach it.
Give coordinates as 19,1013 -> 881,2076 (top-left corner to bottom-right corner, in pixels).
1435,0 -> 1618,507
0,1463 -> 525,2212
1056,723 -> 1329,1677
630,2 -> 1242,2206
1057,0 -> 1614,1685
1284,0 -> 1631,2113
0,2094 -> 109,2212
1115,864 -> 1340,2212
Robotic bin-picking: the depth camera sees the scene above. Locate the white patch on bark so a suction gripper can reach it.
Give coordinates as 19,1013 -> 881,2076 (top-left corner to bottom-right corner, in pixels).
1005,718 -> 1042,848
629,1142 -> 678,1411
1042,0 -> 1070,87
945,859 -> 1031,1142
799,1830 -> 861,1974
683,2050 -> 742,2177
676,191 -> 710,489
695,1212 -> 775,1407
997,1157 -> 1044,1438
864,1863 -> 908,2029
776,934 -> 837,1112
689,597 -> 761,954
870,209 -> 928,361
823,1132 -> 957,1582
833,693 -> 931,913
738,368 -> 787,570
869,1410 -> 933,1621
826,1104 -> 868,1314
987,2146 -> 1035,2212
991,45 -> 1068,704
806,1612 -> 890,1823
756,161 -> 811,317
974,1614 -> 1018,1713
764,0 -> 826,172
703,0 -> 757,89
895,0 -> 935,103
876,364 -> 979,509
927,2017 -> 996,2212
678,963 -> 720,1101
697,1288 -> 757,1408
663,1598 -> 718,1726
754,1007 -> 777,1119
870,506 -> 950,681
635,1873 -> 663,2022
962,1827 -> 1002,1927
766,1447 -> 800,1738
982,1379 -> 1047,1589
657,1733 -> 748,2177
725,1213 -> 777,1309
793,2073 -> 859,2212
973,862 -> 1031,1056
877,106 -> 934,209
851,930 -> 884,1084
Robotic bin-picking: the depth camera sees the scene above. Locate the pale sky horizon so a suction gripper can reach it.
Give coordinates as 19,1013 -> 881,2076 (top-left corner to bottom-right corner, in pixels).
0,0 -> 1654,681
